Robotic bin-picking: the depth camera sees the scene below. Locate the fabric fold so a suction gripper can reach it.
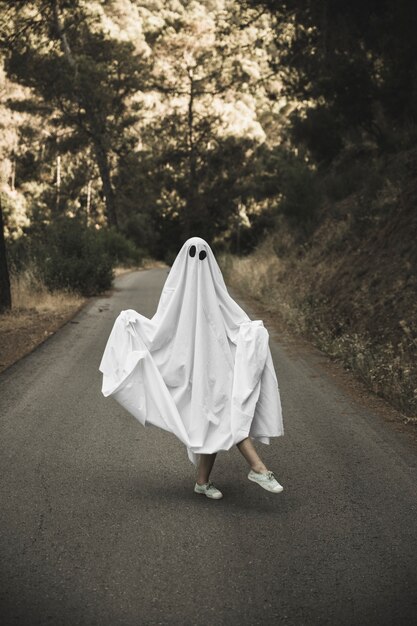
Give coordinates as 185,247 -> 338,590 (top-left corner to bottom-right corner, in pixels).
99,236 -> 284,465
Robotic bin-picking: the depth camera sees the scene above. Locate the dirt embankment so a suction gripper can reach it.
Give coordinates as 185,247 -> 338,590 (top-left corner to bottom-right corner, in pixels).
223,149 -> 417,418
0,304 -> 86,373
0,260 -> 167,374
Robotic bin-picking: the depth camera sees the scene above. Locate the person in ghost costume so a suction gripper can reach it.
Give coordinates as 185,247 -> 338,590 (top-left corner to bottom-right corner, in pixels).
99,236 -> 284,499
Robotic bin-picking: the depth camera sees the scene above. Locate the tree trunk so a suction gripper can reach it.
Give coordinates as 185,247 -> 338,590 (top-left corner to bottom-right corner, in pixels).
185,70 -> 197,238
52,0 -> 118,229
56,153 -> 61,213
10,156 -> 15,191
93,141 -> 118,229
0,199 -> 12,313
86,178 -> 92,223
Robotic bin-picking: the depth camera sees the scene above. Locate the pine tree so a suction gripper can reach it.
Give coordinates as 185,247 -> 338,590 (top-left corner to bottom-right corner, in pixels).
1,0 -> 152,228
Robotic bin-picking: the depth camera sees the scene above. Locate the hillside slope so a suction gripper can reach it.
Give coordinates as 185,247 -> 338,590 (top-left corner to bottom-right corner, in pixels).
224,149 -> 417,417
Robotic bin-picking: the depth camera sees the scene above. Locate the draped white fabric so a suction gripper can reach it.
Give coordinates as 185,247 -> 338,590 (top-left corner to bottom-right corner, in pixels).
99,236 -> 284,465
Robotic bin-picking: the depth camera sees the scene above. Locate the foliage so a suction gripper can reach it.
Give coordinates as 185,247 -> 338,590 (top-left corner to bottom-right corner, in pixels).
0,0 -> 286,258
290,107 -> 343,165
274,152 -> 321,232
97,226 -> 143,266
1,0 -> 151,228
250,0 -> 417,160
118,0 -> 282,251
1,0 -> 416,295
34,218 -> 114,295
7,217 -> 142,296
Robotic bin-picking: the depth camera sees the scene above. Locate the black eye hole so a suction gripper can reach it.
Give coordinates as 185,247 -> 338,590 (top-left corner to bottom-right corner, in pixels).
199,250 -> 207,260
189,245 -> 196,257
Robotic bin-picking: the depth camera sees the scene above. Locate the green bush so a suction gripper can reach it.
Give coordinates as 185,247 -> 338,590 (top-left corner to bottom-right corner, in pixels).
39,218 -> 114,295
279,159 -> 322,231
97,227 -> 143,266
7,218 -> 146,296
290,107 -> 343,164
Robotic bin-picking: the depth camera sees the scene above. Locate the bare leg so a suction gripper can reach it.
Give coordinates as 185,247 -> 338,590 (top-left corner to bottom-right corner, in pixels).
196,453 -> 217,485
236,437 -> 268,473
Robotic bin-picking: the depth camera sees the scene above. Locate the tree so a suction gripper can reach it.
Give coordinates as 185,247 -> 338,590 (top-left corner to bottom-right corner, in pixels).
1,0 -> 152,228
124,0 -> 283,250
0,197 -> 11,312
248,0 -> 417,160
0,0 -> 293,253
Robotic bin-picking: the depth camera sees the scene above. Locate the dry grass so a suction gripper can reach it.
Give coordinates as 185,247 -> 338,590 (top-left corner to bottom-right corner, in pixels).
113,258 -> 167,277
221,242 -> 281,301
0,261 -> 163,372
9,267 -> 84,314
221,234 -> 417,419
0,268 -> 86,372
220,239 -> 306,333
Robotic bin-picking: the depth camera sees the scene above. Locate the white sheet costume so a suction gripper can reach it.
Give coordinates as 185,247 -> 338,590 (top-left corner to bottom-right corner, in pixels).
99,237 -> 284,465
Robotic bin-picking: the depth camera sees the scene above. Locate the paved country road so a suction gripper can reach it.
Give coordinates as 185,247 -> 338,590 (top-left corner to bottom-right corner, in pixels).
1,268 -> 417,626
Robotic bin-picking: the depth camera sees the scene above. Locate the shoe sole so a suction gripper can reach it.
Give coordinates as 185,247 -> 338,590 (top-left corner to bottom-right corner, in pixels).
194,489 -> 223,500
194,491 -> 223,500
248,475 -> 284,493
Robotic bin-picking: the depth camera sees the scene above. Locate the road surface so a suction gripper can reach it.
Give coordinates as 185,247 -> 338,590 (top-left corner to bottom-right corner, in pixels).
1,268 -> 416,625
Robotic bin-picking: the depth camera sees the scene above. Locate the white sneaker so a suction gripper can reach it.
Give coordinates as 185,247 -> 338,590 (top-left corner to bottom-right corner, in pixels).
248,469 -> 284,493
194,480 -> 223,499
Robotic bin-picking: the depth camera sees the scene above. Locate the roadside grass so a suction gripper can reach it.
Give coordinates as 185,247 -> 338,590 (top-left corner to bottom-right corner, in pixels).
113,258 -> 167,277
9,266 -> 84,314
0,261 -> 166,373
221,241 -> 417,420
0,268 -> 86,373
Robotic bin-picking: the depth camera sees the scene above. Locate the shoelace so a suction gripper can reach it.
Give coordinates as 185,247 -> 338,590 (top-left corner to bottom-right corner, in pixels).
266,470 -> 276,481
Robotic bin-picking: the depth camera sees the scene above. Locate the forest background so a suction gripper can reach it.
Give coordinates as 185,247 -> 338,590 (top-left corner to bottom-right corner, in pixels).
0,0 -> 416,417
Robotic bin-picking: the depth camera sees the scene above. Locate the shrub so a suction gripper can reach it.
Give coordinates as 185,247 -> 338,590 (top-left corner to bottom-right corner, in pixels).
7,218 -> 146,296
97,227 -> 143,266
38,218 -> 114,295
290,107 -> 343,164
278,159 -> 322,233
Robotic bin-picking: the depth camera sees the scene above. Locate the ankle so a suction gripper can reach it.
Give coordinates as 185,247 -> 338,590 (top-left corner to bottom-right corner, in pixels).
196,478 -> 208,486
251,464 -> 267,474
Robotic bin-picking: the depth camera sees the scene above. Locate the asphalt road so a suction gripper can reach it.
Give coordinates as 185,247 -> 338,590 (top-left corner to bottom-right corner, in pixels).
1,268 -> 417,626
